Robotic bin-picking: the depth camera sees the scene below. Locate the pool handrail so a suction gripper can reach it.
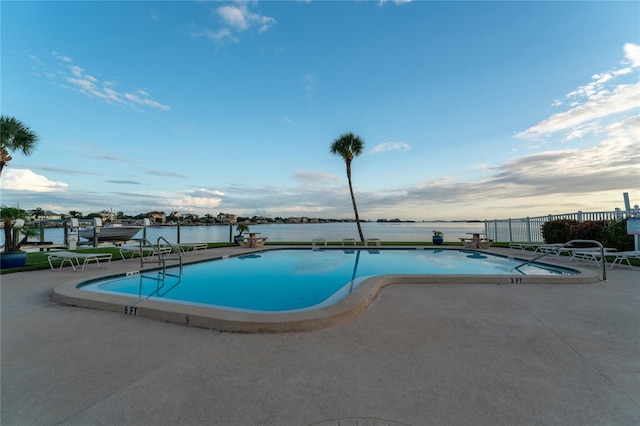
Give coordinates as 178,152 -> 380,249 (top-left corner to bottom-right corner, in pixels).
512,239 -> 606,281
135,237 -> 183,271
156,236 -> 183,271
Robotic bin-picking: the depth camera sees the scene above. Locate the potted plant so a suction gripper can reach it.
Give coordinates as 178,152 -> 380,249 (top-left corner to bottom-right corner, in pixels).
1,206 -> 38,269
432,230 -> 444,245
234,223 -> 250,244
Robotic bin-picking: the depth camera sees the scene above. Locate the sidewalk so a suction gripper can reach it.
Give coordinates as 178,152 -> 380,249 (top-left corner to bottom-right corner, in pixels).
1,247 -> 639,425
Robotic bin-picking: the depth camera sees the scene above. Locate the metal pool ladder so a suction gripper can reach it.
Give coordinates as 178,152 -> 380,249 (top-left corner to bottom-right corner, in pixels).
135,237 -> 184,301
138,268 -> 182,300
137,237 -> 183,271
512,239 -> 607,281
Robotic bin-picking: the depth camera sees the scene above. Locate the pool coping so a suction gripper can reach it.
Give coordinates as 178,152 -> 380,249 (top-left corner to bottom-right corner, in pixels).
51,246 -> 600,333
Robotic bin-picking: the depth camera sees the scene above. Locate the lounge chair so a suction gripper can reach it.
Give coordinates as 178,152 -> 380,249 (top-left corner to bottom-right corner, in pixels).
568,247 -> 617,267
509,242 -> 542,252
48,251 -> 112,272
312,238 -> 326,249
607,250 -> 640,269
365,238 -> 381,247
528,243 -> 568,259
177,243 -> 208,254
119,245 -> 171,261
342,238 -> 356,246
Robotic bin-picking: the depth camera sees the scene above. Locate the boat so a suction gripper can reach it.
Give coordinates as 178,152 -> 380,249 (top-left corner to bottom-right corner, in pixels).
79,224 -> 143,242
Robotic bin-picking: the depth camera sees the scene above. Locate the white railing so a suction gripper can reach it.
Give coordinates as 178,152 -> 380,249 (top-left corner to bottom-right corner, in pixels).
484,210 -> 628,243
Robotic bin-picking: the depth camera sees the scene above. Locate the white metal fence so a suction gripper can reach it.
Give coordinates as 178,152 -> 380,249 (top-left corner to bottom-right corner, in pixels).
483,210 -> 629,243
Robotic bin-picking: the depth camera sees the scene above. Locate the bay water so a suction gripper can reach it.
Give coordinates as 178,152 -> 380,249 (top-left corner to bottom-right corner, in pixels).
9,221 -> 486,246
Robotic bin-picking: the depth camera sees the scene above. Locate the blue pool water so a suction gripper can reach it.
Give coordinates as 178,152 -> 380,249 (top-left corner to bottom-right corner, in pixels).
80,249 -> 578,313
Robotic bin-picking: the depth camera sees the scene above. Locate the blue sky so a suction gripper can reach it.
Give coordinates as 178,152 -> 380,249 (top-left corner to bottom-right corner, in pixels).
1,0 -> 639,220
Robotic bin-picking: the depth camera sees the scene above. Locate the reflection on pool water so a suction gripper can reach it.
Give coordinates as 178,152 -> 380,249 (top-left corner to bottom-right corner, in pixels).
79,249 -> 579,313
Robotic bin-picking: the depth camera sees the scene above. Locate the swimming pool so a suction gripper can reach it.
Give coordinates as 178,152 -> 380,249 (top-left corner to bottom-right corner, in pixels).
53,247 -> 595,332
79,248 -> 577,313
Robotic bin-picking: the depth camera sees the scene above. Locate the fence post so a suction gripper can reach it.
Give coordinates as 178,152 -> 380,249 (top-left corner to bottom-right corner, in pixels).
577,211 -> 583,222
526,217 -> 532,242
494,219 -> 498,241
508,218 -> 513,242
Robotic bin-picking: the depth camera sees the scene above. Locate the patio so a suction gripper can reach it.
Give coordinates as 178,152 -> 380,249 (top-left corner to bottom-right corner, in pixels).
1,247 -> 638,425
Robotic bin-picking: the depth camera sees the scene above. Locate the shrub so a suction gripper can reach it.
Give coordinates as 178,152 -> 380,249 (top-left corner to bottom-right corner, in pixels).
567,220 -> 608,247
602,219 -> 635,252
542,219 -> 578,243
543,219 -> 635,251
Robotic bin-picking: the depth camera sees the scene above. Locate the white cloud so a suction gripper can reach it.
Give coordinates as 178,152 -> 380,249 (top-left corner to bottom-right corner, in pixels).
51,51 -> 72,62
217,3 -> 275,33
66,77 -> 96,91
102,87 -> 122,102
144,169 -> 188,179
177,188 -> 225,210
293,171 -> 341,186
493,116 -> 639,196
180,195 -> 223,210
378,0 -> 412,5
218,5 -> 249,31
68,65 -> 84,77
191,1 -> 275,45
624,42 -> 640,67
370,142 -> 411,154
518,82 -> 639,138
190,28 -> 237,43
0,169 -> 69,192
517,43 -> 640,142
124,92 -> 171,111
34,52 -> 171,112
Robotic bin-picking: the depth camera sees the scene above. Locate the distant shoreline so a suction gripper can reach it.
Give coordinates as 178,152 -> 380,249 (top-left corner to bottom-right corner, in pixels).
3,218 -> 485,228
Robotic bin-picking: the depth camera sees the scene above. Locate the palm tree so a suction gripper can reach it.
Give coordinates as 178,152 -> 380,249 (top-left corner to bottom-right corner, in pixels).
1,205 -> 35,253
330,132 -> 365,242
33,207 -> 45,220
0,116 -> 39,176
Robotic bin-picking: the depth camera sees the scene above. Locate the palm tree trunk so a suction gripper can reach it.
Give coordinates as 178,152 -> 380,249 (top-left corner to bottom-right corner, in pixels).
0,148 -> 11,176
346,161 -> 365,242
3,221 -> 14,251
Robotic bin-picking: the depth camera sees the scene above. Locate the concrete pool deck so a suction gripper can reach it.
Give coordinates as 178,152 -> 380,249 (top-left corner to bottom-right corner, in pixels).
50,246 -> 600,333
1,246 -> 639,425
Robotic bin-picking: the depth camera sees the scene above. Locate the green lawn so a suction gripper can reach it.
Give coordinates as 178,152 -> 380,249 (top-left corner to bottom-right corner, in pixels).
0,243 -> 234,274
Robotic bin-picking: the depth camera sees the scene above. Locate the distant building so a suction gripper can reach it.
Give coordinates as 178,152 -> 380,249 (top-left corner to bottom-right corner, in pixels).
216,213 -> 237,224
87,210 -> 116,222
145,211 -> 167,224
28,210 -> 62,221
